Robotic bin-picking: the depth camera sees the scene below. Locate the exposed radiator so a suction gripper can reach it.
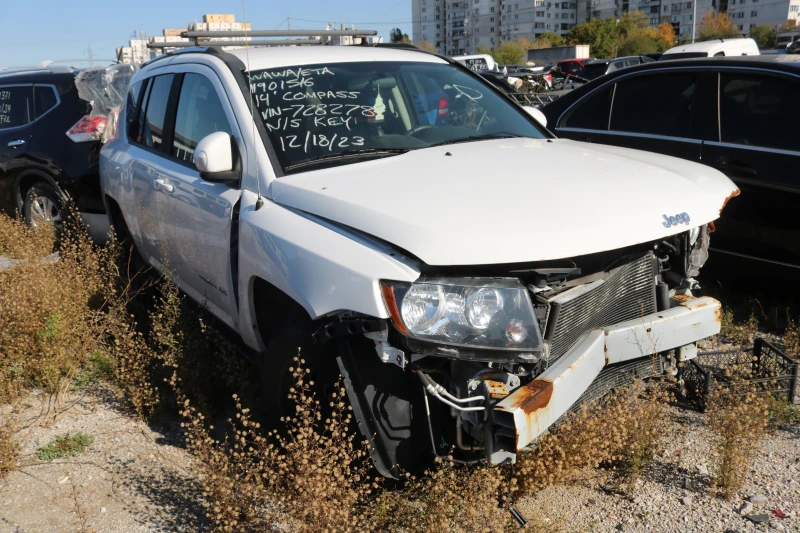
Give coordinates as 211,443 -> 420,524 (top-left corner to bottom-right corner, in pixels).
543,252 -> 657,364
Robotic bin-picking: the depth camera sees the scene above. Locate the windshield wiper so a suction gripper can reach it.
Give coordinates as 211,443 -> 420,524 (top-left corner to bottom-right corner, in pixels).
285,148 -> 410,171
429,132 -> 524,147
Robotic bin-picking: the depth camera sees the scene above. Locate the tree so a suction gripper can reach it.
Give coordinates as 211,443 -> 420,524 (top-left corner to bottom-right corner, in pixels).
655,22 -> 677,50
788,19 -> 798,30
617,33 -> 659,56
567,18 -> 617,58
750,24 -> 776,49
529,32 -> 566,49
476,40 -> 528,65
697,12 -> 740,41
414,40 -> 438,52
390,28 -> 410,43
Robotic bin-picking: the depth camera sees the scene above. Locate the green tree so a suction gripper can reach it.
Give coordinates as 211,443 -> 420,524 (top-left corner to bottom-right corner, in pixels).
476,40 -> 528,65
567,18 -> 617,58
617,33 -> 659,56
529,32 -> 566,49
390,28 -> 410,43
749,24 -> 776,49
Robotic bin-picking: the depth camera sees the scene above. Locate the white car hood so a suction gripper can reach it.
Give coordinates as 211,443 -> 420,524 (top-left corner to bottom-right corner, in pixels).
269,138 -> 739,266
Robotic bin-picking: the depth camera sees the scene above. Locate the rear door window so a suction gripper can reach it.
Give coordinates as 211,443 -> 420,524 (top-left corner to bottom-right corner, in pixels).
719,73 -> 799,152
561,84 -> 613,130
610,73 -> 697,138
33,85 -> 58,117
125,80 -> 144,141
0,86 -> 34,129
141,74 -> 175,151
171,73 -> 232,166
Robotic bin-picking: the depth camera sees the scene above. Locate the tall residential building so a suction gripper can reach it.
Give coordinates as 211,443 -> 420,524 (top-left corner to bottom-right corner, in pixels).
412,0 -> 577,55
413,0 -> 800,56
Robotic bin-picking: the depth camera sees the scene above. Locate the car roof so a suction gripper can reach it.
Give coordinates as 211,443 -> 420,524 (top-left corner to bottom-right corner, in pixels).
0,65 -> 79,83
641,54 -> 800,72
224,45 -> 448,71
663,38 -> 756,54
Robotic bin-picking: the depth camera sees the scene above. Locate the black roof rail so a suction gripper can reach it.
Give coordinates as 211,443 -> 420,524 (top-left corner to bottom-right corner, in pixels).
372,42 -> 420,50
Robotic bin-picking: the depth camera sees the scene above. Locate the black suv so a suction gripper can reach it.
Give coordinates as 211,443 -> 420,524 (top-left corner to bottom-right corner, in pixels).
0,65 -> 106,236
541,55 -> 800,271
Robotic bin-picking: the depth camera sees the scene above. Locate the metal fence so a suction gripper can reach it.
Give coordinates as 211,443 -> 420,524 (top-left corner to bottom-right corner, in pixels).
506,92 -> 562,107
681,338 -> 799,411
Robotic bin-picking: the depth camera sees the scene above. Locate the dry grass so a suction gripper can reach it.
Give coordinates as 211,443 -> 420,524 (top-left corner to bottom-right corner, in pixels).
706,374 -> 769,500
0,413 -> 18,479
515,377 -> 669,498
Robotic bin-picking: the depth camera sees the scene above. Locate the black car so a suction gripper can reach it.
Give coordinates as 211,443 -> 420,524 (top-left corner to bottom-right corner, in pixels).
541,55 -> 800,270
578,55 -> 655,80
0,65 -> 106,235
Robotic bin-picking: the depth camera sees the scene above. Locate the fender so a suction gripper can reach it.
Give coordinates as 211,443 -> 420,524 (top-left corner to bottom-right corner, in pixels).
236,189 -> 420,351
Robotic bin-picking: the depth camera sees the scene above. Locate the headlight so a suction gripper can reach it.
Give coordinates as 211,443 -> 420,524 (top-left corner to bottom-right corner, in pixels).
381,278 -> 542,352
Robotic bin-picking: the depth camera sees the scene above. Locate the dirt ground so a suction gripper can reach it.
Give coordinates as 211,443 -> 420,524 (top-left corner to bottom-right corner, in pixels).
2,390 -> 798,533
0,388 -> 203,533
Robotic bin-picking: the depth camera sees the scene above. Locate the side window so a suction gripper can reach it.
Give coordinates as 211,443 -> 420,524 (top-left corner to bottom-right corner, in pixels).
610,73 -> 697,138
719,73 -> 799,152
561,84 -> 613,131
0,86 -> 33,129
141,74 -> 175,151
171,73 -> 232,166
33,86 -> 58,117
125,80 -> 144,142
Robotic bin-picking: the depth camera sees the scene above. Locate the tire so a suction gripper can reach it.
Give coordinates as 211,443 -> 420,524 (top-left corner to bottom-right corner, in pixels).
257,322 -> 340,428
22,181 -> 64,228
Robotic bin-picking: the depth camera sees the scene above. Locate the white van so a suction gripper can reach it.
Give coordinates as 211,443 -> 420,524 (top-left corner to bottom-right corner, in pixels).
661,38 -> 760,60
452,53 -> 497,71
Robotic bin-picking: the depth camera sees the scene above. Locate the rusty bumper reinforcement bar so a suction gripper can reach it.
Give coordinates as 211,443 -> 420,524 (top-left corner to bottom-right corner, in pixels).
493,296 -> 722,454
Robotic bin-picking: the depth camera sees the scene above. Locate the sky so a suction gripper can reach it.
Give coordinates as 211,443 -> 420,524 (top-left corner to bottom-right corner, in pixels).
0,0 -> 413,67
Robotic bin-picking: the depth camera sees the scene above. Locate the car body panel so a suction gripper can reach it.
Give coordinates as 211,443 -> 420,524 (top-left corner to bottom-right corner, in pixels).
237,190 -> 420,349
542,57 -> 800,268
269,137 -> 737,266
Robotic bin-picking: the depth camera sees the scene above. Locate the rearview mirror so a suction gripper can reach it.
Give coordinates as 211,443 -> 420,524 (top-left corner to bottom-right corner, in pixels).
195,132 -> 236,182
523,106 -> 548,128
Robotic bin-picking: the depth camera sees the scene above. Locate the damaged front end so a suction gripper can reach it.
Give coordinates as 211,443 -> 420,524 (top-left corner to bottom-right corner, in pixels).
344,224 -> 721,474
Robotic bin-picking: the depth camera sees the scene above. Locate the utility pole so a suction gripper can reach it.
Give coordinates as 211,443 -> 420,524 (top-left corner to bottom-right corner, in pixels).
691,0 -> 698,43
86,43 -> 94,67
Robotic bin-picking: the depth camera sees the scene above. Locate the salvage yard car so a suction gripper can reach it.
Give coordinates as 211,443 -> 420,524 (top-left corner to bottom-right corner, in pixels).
540,55 -> 799,271
0,65 -> 106,234
99,44 -> 738,476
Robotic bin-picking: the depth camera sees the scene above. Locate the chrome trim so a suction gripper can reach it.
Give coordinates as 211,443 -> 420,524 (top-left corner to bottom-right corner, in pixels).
704,141 -> 800,157
710,248 -> 800,270
556,65 -> 800,130
0,83 -> 61,132
557,127 -> 703,144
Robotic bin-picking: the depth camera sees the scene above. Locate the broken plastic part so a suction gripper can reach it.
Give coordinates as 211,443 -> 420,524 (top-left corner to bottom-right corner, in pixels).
74,64 -> 139,142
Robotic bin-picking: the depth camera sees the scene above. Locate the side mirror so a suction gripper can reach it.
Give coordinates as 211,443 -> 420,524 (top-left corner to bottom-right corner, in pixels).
523,106 -> 548,128
195,132 -> 237,182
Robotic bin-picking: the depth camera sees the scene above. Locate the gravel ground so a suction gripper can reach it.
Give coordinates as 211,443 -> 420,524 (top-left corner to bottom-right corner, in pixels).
517,405 -> 800,533
1,381 -> 796,533
0,388 -> 203,533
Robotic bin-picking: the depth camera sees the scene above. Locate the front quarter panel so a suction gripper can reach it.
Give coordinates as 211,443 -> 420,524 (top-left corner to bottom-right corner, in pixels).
237,190 -> 420,351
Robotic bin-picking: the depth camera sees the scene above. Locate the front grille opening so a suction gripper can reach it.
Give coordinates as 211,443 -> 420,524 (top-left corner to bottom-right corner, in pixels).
543,252 -> 657,364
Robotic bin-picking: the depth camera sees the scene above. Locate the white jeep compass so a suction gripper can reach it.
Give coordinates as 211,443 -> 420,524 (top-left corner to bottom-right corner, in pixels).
100,43 -> 738,477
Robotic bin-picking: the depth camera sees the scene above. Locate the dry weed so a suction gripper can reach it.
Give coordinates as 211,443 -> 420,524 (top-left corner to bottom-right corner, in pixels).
707,383 -> 768,499
0,413 -> 19,479
784,312 -> 800,356
516,378 -> 668,497
720,308 -> 759,346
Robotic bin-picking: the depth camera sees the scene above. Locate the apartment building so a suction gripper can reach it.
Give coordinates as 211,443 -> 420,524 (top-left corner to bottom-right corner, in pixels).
413,0 -> 576,54
726,0 -> 800,34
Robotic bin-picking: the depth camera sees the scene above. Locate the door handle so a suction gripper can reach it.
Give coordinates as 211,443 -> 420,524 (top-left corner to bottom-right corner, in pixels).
7,140 -> 25,147
155,178 -> 174,193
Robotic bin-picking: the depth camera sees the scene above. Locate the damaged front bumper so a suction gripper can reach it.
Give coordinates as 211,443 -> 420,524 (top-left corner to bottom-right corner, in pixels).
492,295 -> 721,456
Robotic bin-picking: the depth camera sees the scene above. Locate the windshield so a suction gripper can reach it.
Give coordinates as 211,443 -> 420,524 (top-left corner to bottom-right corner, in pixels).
247,61 -> 546,174
660,52 -> 709,61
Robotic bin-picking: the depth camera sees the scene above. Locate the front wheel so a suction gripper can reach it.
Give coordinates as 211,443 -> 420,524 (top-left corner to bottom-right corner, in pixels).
22,181 -> 64,228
